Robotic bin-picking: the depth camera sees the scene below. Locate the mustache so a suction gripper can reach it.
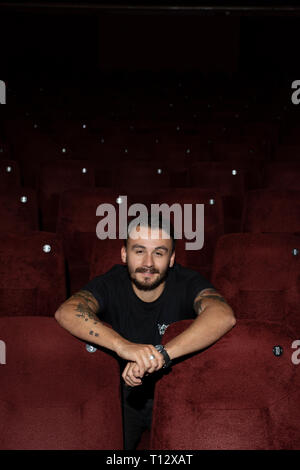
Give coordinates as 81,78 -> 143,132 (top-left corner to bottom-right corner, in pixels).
135,267 -> 159,274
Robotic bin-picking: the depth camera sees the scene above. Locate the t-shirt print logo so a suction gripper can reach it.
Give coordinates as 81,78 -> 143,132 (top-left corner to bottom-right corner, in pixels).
0,81 -> 6,104
157,323 -> 169,336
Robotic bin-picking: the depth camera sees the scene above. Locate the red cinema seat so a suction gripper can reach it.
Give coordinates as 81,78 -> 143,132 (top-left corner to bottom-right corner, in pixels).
0,160 -> 20,189
57,188 -> 125,294
212,141 -> 265,162
0,316 -> 123,449
242,190 -> 300,234
0,231 -> 66,317
0,189 -> 39,232
189,162 -> 246,233
90,238 -> 125,279
211,142 -> 265,189
242,121 -> 279,156
112,164 -> 171,196
38,159 -> 96,232
264,162 -> 300,191
211,233 -> 300,336
153,189 -> 224,280
3,117 -> 73,188
150,319 -> 300,450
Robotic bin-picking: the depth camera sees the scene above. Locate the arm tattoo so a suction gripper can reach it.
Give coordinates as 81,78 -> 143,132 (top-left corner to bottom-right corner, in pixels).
70,290 -> 99,310
75,303 -> 100,324
193,288 -> 228,315
89,330 -> 99,337
71,290 -> 100,325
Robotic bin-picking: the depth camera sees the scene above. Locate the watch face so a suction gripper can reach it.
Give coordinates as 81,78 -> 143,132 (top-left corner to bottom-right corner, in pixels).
155,344 -> 164,353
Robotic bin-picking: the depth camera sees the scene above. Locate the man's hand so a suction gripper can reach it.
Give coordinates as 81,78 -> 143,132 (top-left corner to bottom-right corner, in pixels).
122,362 -> 143,387
116,341 -> 165,377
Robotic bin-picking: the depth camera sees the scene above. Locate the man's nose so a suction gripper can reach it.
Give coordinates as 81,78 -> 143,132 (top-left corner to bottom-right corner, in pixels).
143,252 -> 154,267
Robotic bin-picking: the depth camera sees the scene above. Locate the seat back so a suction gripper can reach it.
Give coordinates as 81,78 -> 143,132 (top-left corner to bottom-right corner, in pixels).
38,159 -> 96,231
0,160 -> 20,190
57,188 -> 125,293
150,319 -> 300,450
242,189 -> 300,234
0,231 -> 66,316
0,189 -> 39,232
0,316 -> 123,449
211,233 -> 300,336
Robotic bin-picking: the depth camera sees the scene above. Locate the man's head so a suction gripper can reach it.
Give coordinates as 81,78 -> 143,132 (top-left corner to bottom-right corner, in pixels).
121,215 -> 176,291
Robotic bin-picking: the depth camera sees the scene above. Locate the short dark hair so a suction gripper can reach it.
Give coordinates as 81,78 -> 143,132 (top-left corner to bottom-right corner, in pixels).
124,213 -> 176,253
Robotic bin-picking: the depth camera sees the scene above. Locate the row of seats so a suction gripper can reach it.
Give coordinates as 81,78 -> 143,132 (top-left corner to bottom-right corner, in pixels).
1,185 -> 300,287
150,318 -> 300,450
0,231 -> 299,337
0,316 -> 299,449
1,187 -> 300,289
1,159 -> 300,231
1,78 -> 299,450
2,157 -> 300,192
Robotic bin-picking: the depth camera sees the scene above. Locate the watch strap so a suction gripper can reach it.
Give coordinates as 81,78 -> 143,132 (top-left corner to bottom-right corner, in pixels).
155,344 -> 172,368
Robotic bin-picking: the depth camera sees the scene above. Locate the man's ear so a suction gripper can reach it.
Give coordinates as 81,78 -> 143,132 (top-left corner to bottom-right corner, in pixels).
121,245 -> 127,264
169,250 -> 175,268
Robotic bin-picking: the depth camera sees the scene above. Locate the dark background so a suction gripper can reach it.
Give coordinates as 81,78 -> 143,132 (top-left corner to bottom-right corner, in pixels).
1,4 -> 300,87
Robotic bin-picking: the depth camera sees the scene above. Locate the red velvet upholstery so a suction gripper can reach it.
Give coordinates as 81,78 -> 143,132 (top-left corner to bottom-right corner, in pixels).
0,160 -> 20,190
38,159 -> 96,232
264,162 -> 300,190
57,188 -> 125,293
0,189 -> 39,232
211,233 -> 300,336
90,238 -> 125,278
242,121 -> 279,151
189,162 -> 245,232
0,231 -> 66,316
153,189 -> 224,280
211,144 -> 265,189
150,319 -> 300,450
3,117 -> 72,188
112,164 -> 170,195
0,316 -> 123,449
242,190 -> 300,234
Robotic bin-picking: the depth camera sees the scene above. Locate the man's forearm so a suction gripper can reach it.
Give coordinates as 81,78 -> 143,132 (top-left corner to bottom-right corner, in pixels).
55,299 -> 165,375
163,305 -> 236,361
55,302 -> 130,354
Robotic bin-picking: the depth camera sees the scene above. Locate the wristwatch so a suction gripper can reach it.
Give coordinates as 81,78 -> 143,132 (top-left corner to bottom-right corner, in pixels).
155,344 -> 172,369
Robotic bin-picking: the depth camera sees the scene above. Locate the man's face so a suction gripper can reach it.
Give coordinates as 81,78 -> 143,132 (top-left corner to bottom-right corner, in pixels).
121,225 -> 175,291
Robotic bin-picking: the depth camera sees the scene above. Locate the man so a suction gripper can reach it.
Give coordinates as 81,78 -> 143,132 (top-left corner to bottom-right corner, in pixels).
55,215 -> 236,450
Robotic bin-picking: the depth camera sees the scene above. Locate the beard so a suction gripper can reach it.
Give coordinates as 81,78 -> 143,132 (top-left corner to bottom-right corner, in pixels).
129,266 -> 169,291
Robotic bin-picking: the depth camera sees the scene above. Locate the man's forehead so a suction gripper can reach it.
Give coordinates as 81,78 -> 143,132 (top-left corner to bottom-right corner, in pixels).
127,225 -> 172,245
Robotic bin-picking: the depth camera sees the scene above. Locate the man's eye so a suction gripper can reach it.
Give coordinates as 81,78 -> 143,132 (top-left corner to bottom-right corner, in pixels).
136,250 -> 143,254
155,252 -> 163,256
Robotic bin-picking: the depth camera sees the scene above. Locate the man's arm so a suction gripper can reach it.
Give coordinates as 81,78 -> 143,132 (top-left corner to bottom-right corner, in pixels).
163,287 -> 236,362
122,287 -> 236,387
54,290 -> 164,375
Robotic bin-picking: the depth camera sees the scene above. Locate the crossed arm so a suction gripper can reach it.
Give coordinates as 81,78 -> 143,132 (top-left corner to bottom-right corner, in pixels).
123,288 -> 236,386
55,288 -> 236,387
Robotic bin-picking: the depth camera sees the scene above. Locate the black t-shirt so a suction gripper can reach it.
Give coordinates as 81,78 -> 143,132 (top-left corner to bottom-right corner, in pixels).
82,262 -> 215,346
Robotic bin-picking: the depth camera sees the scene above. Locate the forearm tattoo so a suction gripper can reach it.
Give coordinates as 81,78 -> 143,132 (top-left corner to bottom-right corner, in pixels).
70,290 -> 100,326
89,330 -> 99,337
194,288 -> 228,315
